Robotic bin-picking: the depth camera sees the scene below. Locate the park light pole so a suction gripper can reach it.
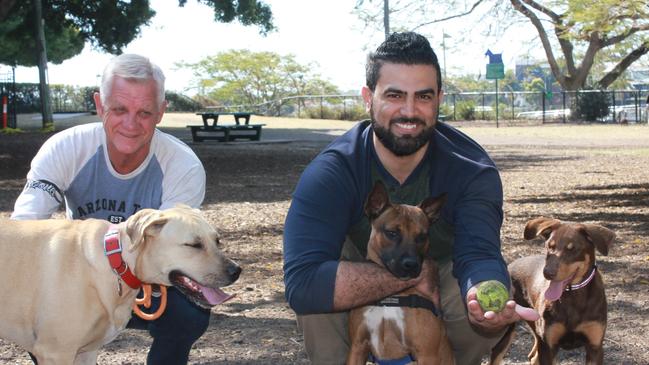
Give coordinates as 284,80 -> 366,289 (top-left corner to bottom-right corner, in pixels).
442,32 -> 450,80
384,0 -> 390,39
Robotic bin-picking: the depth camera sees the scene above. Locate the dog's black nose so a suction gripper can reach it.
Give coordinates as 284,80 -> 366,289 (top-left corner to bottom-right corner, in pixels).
400,257 -> 420,273
543,256 -> 559,280
228,263 -> 242,281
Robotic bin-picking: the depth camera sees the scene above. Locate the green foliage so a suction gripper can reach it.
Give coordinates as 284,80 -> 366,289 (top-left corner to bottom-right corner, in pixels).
187,0 -> 275,35
165,91 -> 202,112
0,1 -> 275,67
574,90 -> 611,122
355,0 -> 649,90
0,4 -> 84,66
10,83 -> 95,113
439,103 -> 453,120
473,102 -> 511,121
501,70 -> 521,91
0,127 -> 22,134
8,83 -> 198,113
41,123 -> 55,133
445,74 -> 490,93
0,1 -> 153,66
180,50 -> 340,107
50,85 -> 94,112
456,100 -> 476,120
302,102 -> 367,121
564,0 -> 647,41
524,78 -> 546,92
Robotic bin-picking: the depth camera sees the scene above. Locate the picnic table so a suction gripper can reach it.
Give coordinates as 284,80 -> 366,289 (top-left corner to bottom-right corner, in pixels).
186,112 -> 265,142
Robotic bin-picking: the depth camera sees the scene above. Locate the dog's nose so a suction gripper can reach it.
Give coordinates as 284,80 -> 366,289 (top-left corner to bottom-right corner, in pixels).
543,254 -> 560,279
400,257 -> 420,273
228,263 -> 242,281
543,260 -> 558,280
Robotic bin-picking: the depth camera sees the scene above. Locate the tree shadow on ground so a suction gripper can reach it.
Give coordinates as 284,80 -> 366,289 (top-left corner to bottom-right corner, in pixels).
103,315 -> 304,365
508,182 -> 649,236
490,149 -> 584,172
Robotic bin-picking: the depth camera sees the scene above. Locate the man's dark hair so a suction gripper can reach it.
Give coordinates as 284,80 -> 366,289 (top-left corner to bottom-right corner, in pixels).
366,32 -> 442,92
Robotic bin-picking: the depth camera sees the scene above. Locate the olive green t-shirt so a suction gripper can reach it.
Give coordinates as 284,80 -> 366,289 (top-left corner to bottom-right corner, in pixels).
346,159 -> 454,264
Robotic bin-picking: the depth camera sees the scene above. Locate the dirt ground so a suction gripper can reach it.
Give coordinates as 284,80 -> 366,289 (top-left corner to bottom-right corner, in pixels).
0,114 -> 647,364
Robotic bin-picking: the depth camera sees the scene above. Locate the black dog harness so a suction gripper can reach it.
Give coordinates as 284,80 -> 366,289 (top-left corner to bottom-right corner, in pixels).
372,294 -> 440,317
367,295 -> 440,365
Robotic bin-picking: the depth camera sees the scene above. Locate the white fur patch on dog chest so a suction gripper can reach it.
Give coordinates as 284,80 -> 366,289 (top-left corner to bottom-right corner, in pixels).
363,306 -> 406,358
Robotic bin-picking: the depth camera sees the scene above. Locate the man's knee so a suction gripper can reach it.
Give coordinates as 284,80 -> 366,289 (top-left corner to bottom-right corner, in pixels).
297,312 -> 350,365
439,261 -> 505,365
444,315 -> 504,365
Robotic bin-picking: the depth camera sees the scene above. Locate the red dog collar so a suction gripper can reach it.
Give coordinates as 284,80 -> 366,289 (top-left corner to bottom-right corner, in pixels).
104,226 -> 142,289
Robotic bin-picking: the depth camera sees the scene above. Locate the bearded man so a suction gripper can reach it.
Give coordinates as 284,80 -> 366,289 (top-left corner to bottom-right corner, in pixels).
282,32 -> 537,365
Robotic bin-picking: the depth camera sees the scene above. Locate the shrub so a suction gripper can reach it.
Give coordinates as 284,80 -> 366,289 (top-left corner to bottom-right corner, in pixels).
456,100 -> 476,120
302,103 -> 367,121
165,92 -> 202,112
439,103 -> 453,121
574,90 -> 611,122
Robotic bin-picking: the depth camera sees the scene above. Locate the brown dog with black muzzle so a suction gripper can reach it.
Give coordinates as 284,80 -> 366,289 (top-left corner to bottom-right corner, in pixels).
346,181 -> 455,365
489,217 -> 615,365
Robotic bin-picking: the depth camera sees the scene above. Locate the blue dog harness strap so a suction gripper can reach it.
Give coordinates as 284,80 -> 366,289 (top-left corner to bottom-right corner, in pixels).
368,353 -> 416,365
373,295 -> 440,317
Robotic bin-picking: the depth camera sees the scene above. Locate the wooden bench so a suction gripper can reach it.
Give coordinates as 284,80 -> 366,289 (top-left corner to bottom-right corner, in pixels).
187,112 -> 265,142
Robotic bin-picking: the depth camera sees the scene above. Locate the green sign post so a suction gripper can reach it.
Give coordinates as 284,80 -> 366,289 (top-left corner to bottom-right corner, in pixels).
485,50 -> 505,127
486,63 -> 505,80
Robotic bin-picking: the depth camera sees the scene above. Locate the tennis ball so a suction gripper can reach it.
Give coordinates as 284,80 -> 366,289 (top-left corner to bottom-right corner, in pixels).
476,280 -> 509,313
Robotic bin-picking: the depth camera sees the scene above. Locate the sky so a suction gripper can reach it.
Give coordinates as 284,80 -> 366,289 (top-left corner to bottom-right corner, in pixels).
8,0 -> 541,95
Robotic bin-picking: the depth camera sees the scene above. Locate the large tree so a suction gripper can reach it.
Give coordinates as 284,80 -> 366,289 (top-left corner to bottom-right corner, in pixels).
0,0 -> 274,65
180,50 -> 339,107
0,0 -> 275,125
355,0 -> 649,91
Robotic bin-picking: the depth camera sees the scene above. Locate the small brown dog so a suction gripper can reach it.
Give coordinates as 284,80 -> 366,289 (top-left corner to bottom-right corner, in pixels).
490,217 -> 615,365
346,181 -> 454,365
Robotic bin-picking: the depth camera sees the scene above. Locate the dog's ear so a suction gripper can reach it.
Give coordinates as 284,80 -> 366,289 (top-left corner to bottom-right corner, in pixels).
365,181 -> 391,220
419,193 -> 447,225
524,217 -> 561,240
579,224 -> 615,256
126,209 -> 169,251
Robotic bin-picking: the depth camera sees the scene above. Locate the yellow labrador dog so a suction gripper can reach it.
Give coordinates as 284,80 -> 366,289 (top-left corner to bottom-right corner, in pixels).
0,205 -> 241,364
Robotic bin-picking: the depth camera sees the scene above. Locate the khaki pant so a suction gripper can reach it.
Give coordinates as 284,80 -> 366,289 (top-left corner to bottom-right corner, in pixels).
296,260 -> 504,365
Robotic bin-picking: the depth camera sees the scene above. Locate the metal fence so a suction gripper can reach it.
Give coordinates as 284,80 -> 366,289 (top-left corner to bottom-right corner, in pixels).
206,94 -> 368,121
5,85 -> 649,124
443,89 -> 647,124
0,67 -> 17,128
208,90 -> 649,124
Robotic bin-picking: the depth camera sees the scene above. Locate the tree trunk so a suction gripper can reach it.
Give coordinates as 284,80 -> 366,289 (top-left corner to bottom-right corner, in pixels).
0,0 -> 16,21
33,0 -> 53,128
598,43 -> 649,89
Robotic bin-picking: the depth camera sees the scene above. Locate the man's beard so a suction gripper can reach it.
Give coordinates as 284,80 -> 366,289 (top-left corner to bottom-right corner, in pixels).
371,114 -> 436,157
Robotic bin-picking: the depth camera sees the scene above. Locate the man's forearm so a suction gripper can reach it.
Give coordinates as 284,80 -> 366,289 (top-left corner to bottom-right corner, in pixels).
332,261 -> 416,311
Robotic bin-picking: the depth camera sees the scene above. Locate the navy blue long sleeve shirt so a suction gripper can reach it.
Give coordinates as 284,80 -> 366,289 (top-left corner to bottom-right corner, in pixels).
283,120 -> 509,314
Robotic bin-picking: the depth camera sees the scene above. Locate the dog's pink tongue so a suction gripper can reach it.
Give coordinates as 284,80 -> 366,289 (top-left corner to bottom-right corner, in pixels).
201,285 -> 235,306
544,278 -> 571,302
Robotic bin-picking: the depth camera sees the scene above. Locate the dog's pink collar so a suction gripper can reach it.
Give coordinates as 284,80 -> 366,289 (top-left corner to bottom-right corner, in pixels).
104,225 -> 142,290
566,265 -> 597,291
